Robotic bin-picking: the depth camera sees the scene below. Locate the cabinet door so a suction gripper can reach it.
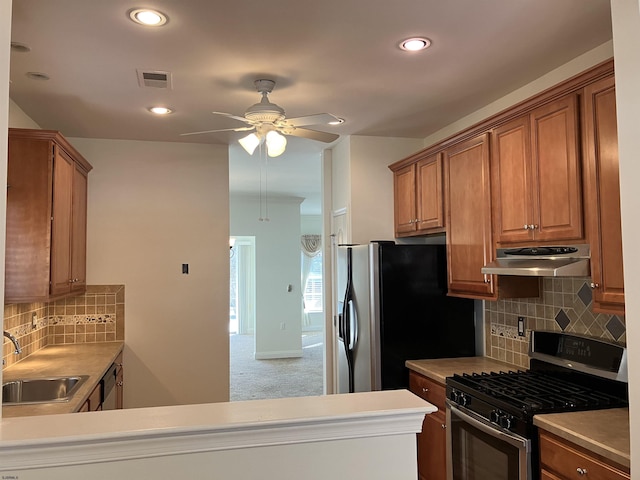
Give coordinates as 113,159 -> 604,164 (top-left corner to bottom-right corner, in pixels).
50,147 -> 74,297
416,153 -> 445,231
71,165 -> 88,293
418,411 -> 447,480
491,116 -> 534,243
583,76 -> 624,314
530,95 -> 583,241
394,164 -> 418,234
115,352 -> 124,409
444,133 -> 495,299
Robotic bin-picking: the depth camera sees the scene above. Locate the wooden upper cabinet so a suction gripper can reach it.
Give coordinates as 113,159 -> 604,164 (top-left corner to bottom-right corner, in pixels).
392,153 -> 444,236
491,94 -> 583,245
393,163 -> 418,234
71,164 -> 89,294
416,154 -> 444,231
6,128 -> 92,303
582,76 -> 624,314
50,147 -> 74,297
444,133 -> 495,299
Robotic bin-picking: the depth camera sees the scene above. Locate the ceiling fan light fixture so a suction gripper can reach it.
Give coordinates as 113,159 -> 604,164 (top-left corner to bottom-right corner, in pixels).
239,133 -> 262,155
399,37 -> 431,52
266,131 -> 287,157
128,8 -> 168,26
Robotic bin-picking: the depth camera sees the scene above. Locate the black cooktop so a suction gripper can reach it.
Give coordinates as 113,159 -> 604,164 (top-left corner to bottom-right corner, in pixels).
448,368 -> 628,417
446,331 -> 629,436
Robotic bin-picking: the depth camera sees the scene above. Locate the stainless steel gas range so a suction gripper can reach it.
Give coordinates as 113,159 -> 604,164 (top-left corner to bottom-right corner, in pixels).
445,330 -> 628,480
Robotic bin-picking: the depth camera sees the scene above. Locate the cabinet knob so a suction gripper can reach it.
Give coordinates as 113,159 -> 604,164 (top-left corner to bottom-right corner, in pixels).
415,218 -> 420,223
576,467 -> 588,475
441,424 -> 446,429
408,219 -> 414,224
523,224 -> 530,230
117,381 -> 123,387
530,224 -> 538,230
590,282 -> 600,289
422,387 -> 429,393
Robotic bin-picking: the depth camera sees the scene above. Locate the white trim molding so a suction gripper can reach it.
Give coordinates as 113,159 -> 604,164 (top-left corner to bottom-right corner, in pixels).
0,390 -> 434,472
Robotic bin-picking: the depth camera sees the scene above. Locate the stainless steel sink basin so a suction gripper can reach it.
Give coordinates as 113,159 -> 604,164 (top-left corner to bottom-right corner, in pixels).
2,375 -> 89,405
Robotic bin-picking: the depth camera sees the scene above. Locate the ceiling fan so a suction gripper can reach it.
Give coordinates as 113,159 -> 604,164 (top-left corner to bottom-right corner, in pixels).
181,79 -> 342,157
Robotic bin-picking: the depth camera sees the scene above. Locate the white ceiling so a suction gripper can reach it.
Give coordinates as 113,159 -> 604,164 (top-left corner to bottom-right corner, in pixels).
8,1 -> 612,214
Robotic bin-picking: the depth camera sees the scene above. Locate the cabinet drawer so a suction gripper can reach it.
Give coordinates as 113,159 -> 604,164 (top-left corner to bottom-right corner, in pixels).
409,371 -> 446,410
539,432 -> 630,480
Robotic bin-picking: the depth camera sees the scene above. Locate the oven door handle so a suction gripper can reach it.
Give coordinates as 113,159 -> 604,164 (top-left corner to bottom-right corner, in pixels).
447,402 -> 530,451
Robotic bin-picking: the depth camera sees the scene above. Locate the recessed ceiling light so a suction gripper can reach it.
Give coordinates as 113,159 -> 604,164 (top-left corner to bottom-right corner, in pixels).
328,118 -> 345,125
128,8 -> 168,26
26,72 -> 50,81
399,37 -> 432,52
10,42 -> 31,53
148,106 -> 173,115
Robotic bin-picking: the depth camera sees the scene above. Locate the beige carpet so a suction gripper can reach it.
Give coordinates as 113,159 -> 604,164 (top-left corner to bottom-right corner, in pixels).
229,332 -> 324,401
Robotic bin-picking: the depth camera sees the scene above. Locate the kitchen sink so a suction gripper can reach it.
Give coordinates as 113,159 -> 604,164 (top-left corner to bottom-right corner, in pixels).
2,375 -> 89,405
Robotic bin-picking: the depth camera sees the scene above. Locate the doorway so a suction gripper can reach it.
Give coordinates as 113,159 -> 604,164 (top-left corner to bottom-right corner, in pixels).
229,234 -> 324,401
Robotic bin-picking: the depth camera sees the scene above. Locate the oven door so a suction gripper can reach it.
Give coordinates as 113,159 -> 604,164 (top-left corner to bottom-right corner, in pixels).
446,402 -> 531,480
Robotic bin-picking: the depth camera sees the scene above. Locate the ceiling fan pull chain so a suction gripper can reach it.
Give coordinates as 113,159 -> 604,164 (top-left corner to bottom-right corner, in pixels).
264,150 -> 270,222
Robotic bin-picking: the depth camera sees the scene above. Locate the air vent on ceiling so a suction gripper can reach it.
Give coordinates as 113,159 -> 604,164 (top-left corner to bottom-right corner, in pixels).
136,69 -> 172,89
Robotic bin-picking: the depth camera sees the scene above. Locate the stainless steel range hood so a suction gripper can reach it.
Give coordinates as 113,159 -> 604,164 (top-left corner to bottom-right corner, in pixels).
481,245 -> 590,277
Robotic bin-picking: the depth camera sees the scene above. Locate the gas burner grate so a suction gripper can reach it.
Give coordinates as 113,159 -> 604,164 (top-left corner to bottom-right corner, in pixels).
455,369 -> 627,415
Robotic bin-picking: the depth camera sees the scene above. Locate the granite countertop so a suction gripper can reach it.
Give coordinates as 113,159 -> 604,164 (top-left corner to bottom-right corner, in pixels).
534,408 -> 630,469
2,342 -> 124,418
406,356 -> 520,384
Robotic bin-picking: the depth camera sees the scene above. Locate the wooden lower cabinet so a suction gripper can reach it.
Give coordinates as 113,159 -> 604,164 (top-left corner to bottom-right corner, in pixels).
539,431 -> 630,480
115,352 -> 124,409
80,382 -> 103,412
409,371 -> 447,480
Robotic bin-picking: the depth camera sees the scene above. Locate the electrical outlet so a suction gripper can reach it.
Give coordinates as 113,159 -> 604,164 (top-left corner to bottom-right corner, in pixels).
518,316 -> 526,336
32,312 -> 37,329
280,322 -> 286,331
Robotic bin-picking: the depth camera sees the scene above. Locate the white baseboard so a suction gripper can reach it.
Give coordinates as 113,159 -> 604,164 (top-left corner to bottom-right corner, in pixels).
255,349 -> 303,360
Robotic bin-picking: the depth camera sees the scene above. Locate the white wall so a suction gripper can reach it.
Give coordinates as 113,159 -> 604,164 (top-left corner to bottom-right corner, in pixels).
349,135 -> 423,243
230,195 -> 303,358
330,135 -> 423,244
0,1 -> 10,399
70,138 -> 230,408
610,0 -> 640,472
301,215 -> 322,234
8,98 -> 40,129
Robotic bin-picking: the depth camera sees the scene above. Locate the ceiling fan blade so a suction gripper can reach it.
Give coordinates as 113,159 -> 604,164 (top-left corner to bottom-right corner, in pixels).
180,126 -> 255,136
212,111 -> 252,124
284,113 -> 341,127
287,127 -> 339,143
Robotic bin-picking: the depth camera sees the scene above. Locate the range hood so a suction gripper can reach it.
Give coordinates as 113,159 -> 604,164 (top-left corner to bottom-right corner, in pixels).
481,245 -> 590,277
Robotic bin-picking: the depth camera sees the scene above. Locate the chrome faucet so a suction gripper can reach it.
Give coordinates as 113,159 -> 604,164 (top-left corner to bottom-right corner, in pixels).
3,330 -> 22,354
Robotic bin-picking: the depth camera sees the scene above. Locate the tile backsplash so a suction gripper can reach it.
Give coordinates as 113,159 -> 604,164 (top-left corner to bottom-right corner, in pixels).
485,277 -> 625,369
2,285 -> 124,369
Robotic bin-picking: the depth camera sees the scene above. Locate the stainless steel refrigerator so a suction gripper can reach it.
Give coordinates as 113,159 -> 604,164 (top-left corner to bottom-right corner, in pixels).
335,241 -> 476,393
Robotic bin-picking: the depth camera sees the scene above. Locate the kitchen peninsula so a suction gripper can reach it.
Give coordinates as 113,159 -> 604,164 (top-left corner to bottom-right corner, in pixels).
0,389 -> 433,479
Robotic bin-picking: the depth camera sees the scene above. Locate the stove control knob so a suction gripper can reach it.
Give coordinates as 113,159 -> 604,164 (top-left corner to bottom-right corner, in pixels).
450,390 -> 460,403
459,393 -> 470,407
490,410 -> 500,424
499,414 -> 513,430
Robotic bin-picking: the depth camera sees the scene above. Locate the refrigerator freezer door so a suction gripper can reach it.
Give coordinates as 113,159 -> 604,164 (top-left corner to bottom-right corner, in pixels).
335,245 -> 374,393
